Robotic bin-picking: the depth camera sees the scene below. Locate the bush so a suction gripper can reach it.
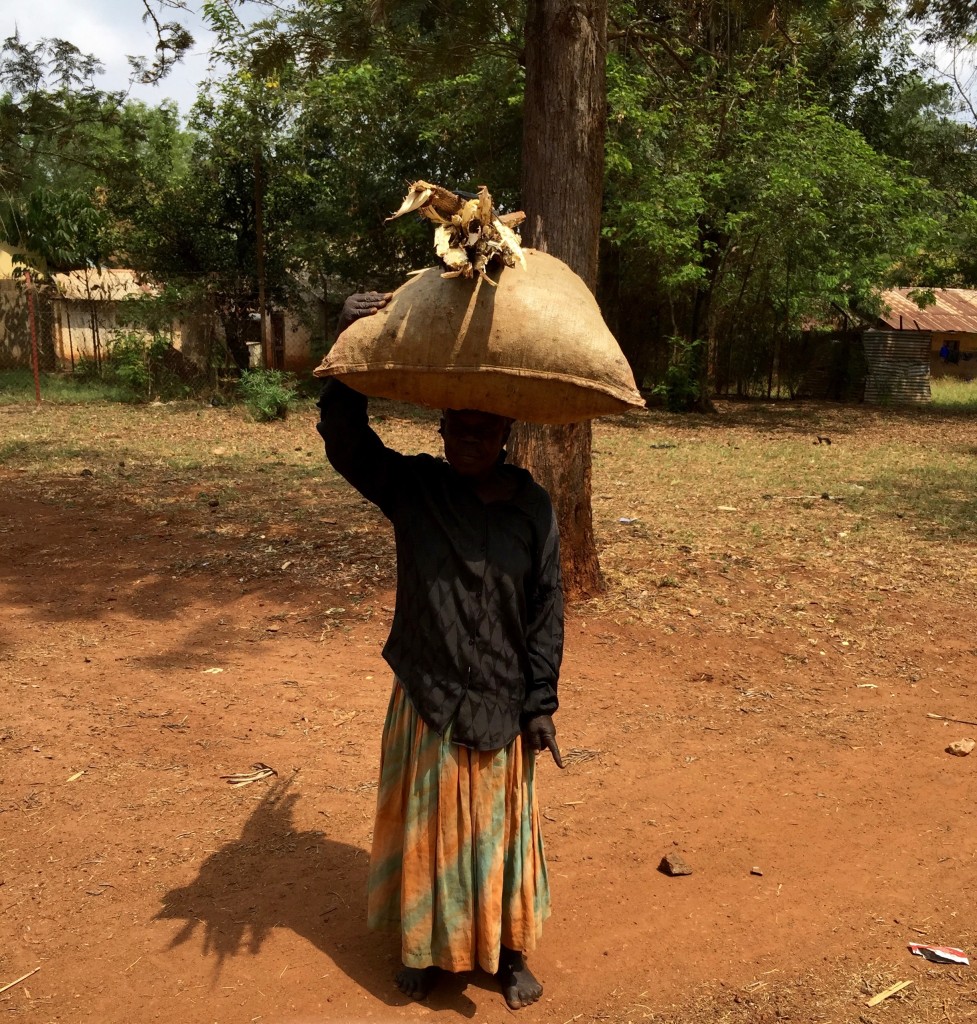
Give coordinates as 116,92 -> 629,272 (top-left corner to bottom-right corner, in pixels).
101,331 -> 191,401
237,369 -> 298,421
653,337 -> 703,412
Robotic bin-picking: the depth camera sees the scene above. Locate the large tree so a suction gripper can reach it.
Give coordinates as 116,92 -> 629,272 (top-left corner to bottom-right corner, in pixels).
231,0 -> 610,597
508,0 -> 608,598
598,1 -> 951,402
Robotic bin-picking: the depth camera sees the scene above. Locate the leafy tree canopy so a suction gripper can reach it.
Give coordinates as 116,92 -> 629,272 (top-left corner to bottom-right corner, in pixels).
4,0 -> 977,396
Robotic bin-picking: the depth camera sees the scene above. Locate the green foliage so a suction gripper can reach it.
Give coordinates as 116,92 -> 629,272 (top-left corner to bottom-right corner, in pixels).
60,330 -> 193,403
2,188 -> 108,273
607,55 -> 942,305
106,332 -> 154,395
101,331 -> 182,400
237,369 -> 297,421
0,32 -> 192,280
8,1 -> 977,408
908,0 -> 977,42
601,5 -> 953,399
652,339 -> 704,412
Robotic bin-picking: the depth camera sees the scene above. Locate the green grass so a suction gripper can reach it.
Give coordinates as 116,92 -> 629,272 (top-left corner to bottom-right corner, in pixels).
0,437 -> 108,466
0,369 -> 137,405
0,438 -> 32,462
863,460 -> 977,540
6,367 -> 976,415
929,376 -> 977,410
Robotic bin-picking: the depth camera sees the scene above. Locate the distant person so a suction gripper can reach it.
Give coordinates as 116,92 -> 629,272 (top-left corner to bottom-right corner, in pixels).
939,342 -> 950,362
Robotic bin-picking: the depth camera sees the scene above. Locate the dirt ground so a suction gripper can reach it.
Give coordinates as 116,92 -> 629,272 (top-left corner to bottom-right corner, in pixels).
1,398 -> 975,1024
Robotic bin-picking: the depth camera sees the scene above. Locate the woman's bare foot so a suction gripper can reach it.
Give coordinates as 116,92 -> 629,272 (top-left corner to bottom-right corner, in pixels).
497,946 -> 543,1009
395,964 -> 440,1000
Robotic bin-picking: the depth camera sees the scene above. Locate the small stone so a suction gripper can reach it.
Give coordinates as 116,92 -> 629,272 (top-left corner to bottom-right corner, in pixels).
659,853 -> 693,876
750,866 -> 763,876
946,738 -> 975,757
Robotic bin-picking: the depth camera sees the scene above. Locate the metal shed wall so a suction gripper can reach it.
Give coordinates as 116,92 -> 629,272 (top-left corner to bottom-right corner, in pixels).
862,330 -> 931,404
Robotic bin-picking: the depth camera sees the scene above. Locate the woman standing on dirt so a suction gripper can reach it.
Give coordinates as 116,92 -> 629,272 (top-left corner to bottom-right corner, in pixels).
316,292 -> 565,1010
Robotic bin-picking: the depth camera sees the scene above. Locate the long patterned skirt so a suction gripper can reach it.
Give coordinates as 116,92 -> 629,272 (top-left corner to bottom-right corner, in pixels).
367,679 -> 550,974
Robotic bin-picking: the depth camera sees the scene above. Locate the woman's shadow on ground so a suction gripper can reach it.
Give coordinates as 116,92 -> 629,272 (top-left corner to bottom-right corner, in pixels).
155,775 -> 495,1015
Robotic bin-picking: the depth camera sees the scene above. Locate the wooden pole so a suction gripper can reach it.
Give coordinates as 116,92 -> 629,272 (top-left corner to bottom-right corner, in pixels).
55,302 -> 64,365
66,305 -> 76,371
85,271 -> 102,372
254,149 -> 270,369
23,270 -> 42,406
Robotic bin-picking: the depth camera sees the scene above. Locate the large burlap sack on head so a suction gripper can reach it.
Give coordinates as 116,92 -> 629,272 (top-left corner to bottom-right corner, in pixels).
313,249 -> 644,423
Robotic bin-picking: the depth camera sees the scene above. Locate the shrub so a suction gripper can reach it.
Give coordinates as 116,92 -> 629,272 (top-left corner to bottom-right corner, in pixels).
237,369 -> 298,421
102,331 -> 191,401
653,337 -> 703,412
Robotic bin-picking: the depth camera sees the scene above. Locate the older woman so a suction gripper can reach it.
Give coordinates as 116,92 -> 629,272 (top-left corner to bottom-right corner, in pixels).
316,292 -> 564,1009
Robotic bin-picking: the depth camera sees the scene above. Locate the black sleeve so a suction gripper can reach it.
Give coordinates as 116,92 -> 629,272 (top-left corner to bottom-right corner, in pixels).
316,379 -> 403,514
522,500 -> 564,721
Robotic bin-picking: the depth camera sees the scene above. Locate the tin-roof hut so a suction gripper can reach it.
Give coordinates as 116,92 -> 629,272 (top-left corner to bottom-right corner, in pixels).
879,288 -> 977,383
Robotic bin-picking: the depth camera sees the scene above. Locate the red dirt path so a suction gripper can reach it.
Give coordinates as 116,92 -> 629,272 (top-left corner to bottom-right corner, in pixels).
1,414 -> 976,1024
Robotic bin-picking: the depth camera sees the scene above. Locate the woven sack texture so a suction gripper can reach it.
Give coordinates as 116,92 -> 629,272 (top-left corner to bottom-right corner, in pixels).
313,249 -> 644,423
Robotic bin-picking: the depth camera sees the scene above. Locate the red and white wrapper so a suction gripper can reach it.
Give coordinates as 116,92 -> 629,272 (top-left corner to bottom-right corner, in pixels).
908,944 -> 969,966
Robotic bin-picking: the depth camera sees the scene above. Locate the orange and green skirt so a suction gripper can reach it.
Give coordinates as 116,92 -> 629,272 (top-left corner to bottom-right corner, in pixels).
367,680 -> 550,974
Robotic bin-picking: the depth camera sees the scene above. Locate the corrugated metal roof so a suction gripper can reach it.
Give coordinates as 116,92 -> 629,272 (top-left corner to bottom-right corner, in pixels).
53,268 -> 156,302
879,288 -> 977,333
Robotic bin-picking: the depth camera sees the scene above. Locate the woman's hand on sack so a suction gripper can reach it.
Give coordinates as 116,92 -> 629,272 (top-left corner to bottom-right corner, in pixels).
337,291 -> 392,334
523,714 -> 564,768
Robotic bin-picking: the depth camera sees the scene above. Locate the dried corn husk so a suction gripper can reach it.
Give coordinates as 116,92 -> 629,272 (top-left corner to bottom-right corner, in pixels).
386,181 -> 525,284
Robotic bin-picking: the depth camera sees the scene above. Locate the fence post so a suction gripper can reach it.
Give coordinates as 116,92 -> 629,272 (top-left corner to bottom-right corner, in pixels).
23,270 -> 42,406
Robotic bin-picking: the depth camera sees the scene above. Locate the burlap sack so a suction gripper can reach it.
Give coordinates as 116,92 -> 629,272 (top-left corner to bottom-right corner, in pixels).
313,249 -> 644,423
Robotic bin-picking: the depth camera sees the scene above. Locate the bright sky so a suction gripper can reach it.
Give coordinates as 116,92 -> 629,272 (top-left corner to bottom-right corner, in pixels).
6,0 -> 227,115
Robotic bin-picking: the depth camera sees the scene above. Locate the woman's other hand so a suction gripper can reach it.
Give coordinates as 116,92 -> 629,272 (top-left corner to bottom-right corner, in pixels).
523,715 -> 564,768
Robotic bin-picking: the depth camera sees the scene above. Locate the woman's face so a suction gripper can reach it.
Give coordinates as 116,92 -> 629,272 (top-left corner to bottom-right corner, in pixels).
440,409 -> 512,478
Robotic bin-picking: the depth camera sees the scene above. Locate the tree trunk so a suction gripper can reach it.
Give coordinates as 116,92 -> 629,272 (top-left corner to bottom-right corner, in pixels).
687,222 -> 721,413
254,149 -> 271,369
510,0 -> 608,601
